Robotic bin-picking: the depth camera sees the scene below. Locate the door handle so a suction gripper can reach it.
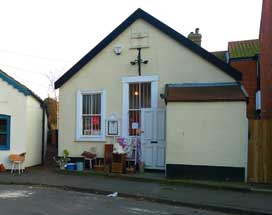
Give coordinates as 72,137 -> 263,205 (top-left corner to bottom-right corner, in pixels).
150,141 -> 158,144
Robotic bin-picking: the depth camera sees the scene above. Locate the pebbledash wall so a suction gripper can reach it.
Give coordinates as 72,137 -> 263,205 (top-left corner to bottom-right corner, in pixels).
58,19 -> 235,158
166,102 -> 247,180
0,78 -> 43,169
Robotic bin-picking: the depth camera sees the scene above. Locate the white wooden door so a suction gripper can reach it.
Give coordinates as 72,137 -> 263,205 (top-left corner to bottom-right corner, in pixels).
141,108 -> 166,170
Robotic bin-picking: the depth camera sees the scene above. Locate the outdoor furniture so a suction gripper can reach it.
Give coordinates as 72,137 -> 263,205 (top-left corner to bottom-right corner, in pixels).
93,158 -> 104,172
81,151 -> 96,169
125,138 -> 137,169
9,152 -> 26,175
117,138 -> 138,170
112,153 -> 126,174
104,144 -> 113,165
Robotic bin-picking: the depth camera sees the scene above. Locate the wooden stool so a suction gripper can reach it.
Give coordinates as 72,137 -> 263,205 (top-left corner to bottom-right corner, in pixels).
9,153 -> 26,175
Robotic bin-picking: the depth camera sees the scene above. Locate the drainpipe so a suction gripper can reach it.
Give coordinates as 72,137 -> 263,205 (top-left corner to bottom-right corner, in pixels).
255,54 -> 261,119
41,102 -> 46,165
244,119 -> 248,183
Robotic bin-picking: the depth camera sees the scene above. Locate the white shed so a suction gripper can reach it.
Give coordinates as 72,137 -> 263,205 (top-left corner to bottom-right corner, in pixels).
165,83 -> 248,180
0,69 -> 46,169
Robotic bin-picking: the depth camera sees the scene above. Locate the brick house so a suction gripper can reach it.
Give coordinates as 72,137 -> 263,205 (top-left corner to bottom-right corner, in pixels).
212,40 -> 260,119
228,40 -> 260,119
212,0 -> 272,119
190,31 -> 260,119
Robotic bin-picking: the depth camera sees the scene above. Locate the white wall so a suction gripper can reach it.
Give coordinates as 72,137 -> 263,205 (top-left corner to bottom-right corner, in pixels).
0,79 -> 27,169
24,96 -> 43,167
0,78 -> 44,168
166,101 -> 247,168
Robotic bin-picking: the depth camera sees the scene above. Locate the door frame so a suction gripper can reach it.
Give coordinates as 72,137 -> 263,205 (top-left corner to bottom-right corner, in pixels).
121,75 -> 159,137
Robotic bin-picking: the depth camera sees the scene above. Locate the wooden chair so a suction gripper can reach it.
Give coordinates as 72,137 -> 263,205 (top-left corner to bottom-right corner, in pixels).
9,153 -> 26,175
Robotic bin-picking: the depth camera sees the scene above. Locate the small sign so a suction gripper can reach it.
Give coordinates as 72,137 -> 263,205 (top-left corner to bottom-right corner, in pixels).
107,120 -> 119,136
132,122 -> 139,129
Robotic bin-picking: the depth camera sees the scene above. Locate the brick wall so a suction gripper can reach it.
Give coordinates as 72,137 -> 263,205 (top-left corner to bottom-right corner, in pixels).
230,59 -> 258,119
260,0 -> 272,119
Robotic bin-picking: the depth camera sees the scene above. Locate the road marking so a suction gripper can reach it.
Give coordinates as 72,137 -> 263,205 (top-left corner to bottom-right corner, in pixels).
0,190 -> 33,199
126,207 -> 169,214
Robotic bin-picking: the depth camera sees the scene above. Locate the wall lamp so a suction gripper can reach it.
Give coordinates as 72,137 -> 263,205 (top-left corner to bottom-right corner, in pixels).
130,48 -> 148,76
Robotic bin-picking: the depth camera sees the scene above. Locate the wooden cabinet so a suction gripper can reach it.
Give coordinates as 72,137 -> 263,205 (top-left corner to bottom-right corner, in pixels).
112,153 -> 126,174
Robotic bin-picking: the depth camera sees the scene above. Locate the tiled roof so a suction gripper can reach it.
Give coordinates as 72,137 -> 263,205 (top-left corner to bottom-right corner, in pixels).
228,39 -> 259,59
165,82 -> 247,102
211,51 -> 227,62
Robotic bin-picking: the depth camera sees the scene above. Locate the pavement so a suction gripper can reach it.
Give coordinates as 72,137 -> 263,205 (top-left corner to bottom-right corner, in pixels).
0,167 -> 272,215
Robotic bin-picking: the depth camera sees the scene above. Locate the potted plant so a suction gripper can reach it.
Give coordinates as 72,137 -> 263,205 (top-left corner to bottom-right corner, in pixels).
53,149 -> 70,170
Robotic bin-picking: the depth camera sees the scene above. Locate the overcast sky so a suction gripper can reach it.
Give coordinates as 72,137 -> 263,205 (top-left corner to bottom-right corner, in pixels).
0,0 -> 262,99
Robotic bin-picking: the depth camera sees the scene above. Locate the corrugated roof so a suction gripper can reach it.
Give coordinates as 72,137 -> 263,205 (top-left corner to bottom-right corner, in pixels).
228,39 -> 259,59
211,51 -> 227,62
165,82 -> 247,102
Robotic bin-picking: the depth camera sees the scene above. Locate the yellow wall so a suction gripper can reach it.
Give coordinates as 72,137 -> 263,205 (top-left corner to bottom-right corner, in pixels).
0,78 -> 43,168
166,102 -> 247,167
58,19 -> 235,157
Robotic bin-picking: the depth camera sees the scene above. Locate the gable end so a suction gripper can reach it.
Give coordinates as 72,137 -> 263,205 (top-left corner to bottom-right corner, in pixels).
0,70 -> 43,104
55,8 -> 242,89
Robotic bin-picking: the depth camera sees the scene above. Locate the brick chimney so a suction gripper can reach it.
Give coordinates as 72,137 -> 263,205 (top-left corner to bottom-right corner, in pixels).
188,28 -> 202,46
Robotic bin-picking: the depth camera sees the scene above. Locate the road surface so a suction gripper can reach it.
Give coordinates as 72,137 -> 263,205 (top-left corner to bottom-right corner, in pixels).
0,185 -> 233,215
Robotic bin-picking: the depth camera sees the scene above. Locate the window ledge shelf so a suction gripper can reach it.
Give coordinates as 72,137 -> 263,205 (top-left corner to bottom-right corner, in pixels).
76,136 -> 106,142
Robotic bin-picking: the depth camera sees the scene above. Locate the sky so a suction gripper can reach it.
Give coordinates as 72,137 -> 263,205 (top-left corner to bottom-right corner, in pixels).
0,0 -> 262,99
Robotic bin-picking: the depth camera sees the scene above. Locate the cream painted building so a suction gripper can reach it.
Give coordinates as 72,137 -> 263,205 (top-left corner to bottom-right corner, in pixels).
55,9 -> 248,180
0,70 -> 46,169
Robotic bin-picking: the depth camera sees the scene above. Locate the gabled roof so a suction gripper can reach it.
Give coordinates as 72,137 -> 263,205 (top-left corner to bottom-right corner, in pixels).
0,69 -> 43,103
165,82 -> 248,102
228,39 -> 259,59
55,8 -> 242,89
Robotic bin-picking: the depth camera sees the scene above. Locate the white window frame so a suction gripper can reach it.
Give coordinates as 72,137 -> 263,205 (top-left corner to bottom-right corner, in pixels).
76,89 -> 106,142
122,75 -> 159,137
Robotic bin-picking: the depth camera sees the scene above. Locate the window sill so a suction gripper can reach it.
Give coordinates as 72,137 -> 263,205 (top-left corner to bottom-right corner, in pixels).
76,136 -> 106,142
0,147 -> 10,151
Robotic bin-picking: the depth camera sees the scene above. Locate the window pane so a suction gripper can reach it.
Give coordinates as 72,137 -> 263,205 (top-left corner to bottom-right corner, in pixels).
92,94 -> 101,114
83,94 -> 101,115
82,95 -> 90,114
141,83 -> 151,108
82,115 -> 101,136
91,116 -> 101,135
0,119 -> 7,133
129,110 -> 141,136
82,116 -> 91,135
129,83 -> 151,109
129,83 -> 140,109
0,134 -> 6,146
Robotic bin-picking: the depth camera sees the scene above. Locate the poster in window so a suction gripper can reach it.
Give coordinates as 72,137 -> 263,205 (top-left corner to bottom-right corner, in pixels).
92,116 -> 100,125
107,120 -> 119,136
132,122 -> 139,129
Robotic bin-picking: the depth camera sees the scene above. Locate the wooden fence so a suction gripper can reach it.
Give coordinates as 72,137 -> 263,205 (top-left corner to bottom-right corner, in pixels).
248,119 -> 272,183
